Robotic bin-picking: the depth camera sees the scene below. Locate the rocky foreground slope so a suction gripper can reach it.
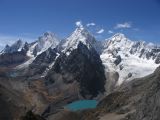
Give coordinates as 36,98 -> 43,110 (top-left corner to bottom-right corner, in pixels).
20,65 -> 160,120
48,65 -> 160,120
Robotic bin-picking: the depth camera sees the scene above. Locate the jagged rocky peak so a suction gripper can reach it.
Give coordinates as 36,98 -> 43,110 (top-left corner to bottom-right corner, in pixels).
100,33 -> 160,86
102,33 -> 154,57
27,31 -> 59,57
45,42 -> 106,98
130,41 -> 147,54
37,31 -> 59,48
43,31 -> 54,37
61,24 -> 96,54
39,31 -> 56,41
1,39 -> 25,54
101,33 -> 133,55
108,33 -> 133,49
2,44 -> 10,53
14,39 -> 23,46
110,33 -> 127,41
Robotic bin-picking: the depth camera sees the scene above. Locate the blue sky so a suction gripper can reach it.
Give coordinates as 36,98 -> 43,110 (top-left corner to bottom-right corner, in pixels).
0,0 -> 160,49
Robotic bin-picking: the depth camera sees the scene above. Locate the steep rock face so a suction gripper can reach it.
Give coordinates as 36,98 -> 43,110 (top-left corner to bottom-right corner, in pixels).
155,52 -> 160,64
96,66 -> 160,120
0,51 -> 29,67
128,66 -> 160,120
45,42 -> 106,98
130,42 -> 160,60
28,48 -> 59,77
0,40 -> 29,67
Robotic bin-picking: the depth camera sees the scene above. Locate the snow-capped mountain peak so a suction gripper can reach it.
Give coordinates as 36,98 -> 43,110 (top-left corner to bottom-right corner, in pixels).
43,31 -> 54,37
100,33 -> 160,85
27,32 -> 59,57
62,26 -> 96,54
110,33 -> 127,41
102,33 -> 133,55
37,32 -> 59,49
108,33 -> 132,46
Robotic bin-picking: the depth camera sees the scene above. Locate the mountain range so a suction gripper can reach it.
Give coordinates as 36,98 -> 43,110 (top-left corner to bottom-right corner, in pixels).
0,24 -> 160,120
1,25 -> 159,85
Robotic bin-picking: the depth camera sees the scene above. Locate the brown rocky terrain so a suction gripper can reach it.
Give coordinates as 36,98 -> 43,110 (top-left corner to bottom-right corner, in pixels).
46,66 -> 160,120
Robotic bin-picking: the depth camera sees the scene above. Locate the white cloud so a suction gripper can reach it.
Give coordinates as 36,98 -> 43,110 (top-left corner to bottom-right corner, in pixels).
108,30 -> 114,34
115,22 -> 132,29
86,23 -> 96,27
148,42 -> 154,45
0,36 -> 18,47
75,21 -> 83,28
97,29 -> 104,34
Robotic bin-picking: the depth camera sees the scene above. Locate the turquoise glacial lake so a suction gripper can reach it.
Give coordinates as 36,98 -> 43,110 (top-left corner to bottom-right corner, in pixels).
65,100 -> 98,111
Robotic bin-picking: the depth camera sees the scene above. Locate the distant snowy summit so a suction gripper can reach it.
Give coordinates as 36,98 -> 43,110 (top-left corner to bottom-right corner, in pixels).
1,39 -> 25,54
100,33 -> 160,85
0,32 -> 59,57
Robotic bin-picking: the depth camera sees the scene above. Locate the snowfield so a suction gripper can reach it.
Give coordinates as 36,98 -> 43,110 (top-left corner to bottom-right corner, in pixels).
101,53 -> 159,85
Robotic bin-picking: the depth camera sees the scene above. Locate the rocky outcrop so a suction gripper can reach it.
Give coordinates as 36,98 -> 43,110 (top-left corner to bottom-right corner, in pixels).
155,53 -> 160,64
20,111 -> 46,120
46,42 -> 106,98
0,51 -> 28,67
103,66 -> 160,120
28,48 -> 58,76
114,55 -> 121,66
